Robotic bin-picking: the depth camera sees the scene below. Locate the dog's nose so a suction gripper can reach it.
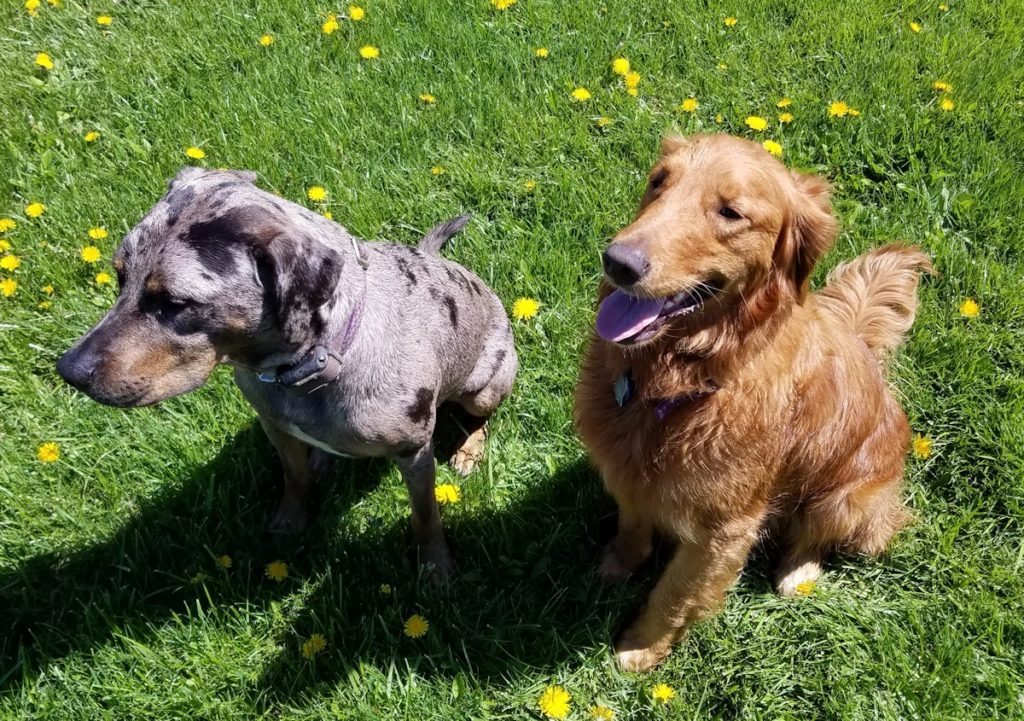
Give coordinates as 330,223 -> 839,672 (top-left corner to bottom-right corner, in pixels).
56,348 -> 97,391
602,244 -> 650,287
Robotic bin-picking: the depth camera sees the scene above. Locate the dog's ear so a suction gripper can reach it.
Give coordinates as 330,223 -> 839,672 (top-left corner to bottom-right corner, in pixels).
227,170 -> 257,184
660,134 -> 691,157
774,171 -> 838,301
167,166 -> 206,191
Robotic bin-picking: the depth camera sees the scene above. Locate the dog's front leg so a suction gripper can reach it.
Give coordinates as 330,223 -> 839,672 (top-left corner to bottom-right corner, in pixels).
260,419 -> 314,534
615,516 -> 761,672
396,444 -> 454,578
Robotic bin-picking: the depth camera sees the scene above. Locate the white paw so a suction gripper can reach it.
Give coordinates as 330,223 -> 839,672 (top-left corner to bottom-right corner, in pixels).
775,560 -> 822,597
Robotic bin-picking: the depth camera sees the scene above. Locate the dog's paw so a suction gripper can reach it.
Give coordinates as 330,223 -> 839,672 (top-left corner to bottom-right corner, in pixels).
614,640 -> 671,673
269,497 -> 308,535
450,425 -> 487,476
775,559 -> 822,598
420,542 -> 456,581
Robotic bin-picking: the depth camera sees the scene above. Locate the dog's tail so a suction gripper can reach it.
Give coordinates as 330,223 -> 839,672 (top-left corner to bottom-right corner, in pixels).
419,214 -> 470,254
816,244 -> 934,363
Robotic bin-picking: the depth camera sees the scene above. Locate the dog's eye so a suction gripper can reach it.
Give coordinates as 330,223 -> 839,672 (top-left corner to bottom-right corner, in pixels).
649,169 -> 668,191
718,206 -> 742,220
142,293 -> 191,321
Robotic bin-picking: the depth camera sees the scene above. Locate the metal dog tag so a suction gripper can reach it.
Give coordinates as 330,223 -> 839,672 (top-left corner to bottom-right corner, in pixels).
613,372 -> 634,407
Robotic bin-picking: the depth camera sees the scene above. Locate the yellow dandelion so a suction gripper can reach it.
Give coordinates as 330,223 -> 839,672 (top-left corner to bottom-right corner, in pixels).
0,279 -> 17,298
435,484 -> 461,504
95,272 -> 112,285
88,227 -> 108,240
265,560 -> 288,582
431,165 -> 445,176
909,21 -> 922,32
0,240 -> 9,252
216,554 -> 232,569
524,180 -> 537,191
490,0 -> 518,9
359,45 -> 380,59
307,186 -> 327,202
745,115 -> 768,131
419,92 -> 436,104
379,583 -> 392,595
535,47 -> 549,58
80,246 -> 102,263
717,62 -> 728,71
37,442 -> 60,463
679,97 -> 699,113
724,16 -> 738,27
38,300 -> 51,309
623,71 -> 640,90
611,57 -> 630,76
322,15 -> 339,34
96,15 -> 112,26
538,686 -> 571,720
25,202 -> 46,219
912,434 -> 933,459
26,0 -> 40,15
84,130 -> 100,142
848,108 -> 861,116
301,633 -> 327,658
590,706 -> 615,720
933,80 -> 953,92
404,614 -> 429,638
794,579 -> 817,596
323,211 -> 333,220
259,34 -> 274,47
715,113 -> 724,123
0,218 -> 16,233
779,112 -> 794,123
348,5 -> 365,21
939,3 -> 949,10
571,87 -> 592,102
939,97 -> 955,111
777,97 -> 792,108
651,684 -> 675,704
762,140 -> 783,157
185,146 -> 206,160
596,116 -> 613,127
0,255 -> 20,272
42,284 -> 54,294
959,298 -> 979,317
511,297 -> 540,320
35,52 -> 54,70
828,101 -> 850,117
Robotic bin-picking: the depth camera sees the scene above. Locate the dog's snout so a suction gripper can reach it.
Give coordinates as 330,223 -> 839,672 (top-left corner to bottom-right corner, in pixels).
602,244 -> 650,287
57,347 -> 98,391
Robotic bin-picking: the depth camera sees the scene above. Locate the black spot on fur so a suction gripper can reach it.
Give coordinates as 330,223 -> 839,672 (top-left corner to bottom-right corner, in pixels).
470,279 -> 483,296
443,294 -> 459,327
427,286 -> 440,300
490,349 -> 506,375
407,387 -> 434,424
395,256 -> 418,287
184,217 -> 241,275
165,187 -> 195,226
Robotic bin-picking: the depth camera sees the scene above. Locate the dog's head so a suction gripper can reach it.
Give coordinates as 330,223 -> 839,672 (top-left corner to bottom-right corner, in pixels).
596,134 -> 837,347
56,168 -> 344,407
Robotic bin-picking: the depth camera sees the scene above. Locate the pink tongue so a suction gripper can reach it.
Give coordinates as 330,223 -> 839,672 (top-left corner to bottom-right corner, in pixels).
596,289 -> 665,343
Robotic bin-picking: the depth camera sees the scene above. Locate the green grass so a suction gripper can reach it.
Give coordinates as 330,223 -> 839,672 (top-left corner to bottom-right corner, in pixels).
1,0 -> 1023,718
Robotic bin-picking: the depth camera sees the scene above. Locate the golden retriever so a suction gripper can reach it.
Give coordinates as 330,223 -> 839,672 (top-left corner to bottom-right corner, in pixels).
574,134 -> 932,672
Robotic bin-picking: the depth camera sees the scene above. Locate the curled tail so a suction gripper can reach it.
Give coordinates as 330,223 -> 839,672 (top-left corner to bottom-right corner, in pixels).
816,244 -> 934,362
419,214 -> 470,254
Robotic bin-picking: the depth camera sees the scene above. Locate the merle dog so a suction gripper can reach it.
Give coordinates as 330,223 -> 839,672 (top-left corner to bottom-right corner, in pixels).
57,167 -> 517,575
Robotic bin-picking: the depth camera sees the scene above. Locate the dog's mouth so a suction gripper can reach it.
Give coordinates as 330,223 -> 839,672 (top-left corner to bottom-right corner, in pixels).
595,280 -> 722,345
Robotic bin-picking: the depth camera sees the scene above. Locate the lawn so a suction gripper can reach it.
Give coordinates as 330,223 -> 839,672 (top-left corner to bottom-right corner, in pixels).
1,0 -> 1023,719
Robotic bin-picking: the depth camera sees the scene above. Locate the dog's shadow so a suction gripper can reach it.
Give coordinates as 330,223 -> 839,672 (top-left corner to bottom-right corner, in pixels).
0,421 -> 652,699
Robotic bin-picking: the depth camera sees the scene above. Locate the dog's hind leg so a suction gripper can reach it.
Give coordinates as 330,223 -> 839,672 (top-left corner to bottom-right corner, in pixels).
396,444 -> 454,578
261,419 -> 314,534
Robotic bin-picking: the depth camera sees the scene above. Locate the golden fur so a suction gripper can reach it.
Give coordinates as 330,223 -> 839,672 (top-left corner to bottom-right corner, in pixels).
574,134 -> 932,672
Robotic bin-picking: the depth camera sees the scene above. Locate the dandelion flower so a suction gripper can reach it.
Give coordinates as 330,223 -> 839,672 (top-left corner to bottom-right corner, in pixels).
512,297 -> 540,320
35,52 -> 54,70
301,633 -> 327,658
348,5 -> 365,21
95,272 -> 112,285
939,3 -> 949,11
42,284 -> 54,294
762,140 -> 783,157
724,16 -> 738,27
777,97 -> 792,108
359,45 -> 380,59
939,97 -> 955,111
0,279 -> 17,298
623,71 -> 640,89
37,442 -> 60,462
848,108 -> 861,116
794,579 -> 816,596
96,15 -> 112,25
570,87 -> 592,102
524,180 -> 537,191
912,434 -> 932,459
185,146 -> 206,160
679,97 -> 699,113
535,47 -> 549,58
38,300 -> 51,309
259,34 -> 274,47
84,130 -> 100,142
88,227 -> 108,240
0,241 -> 9,252
26,0 -> 40,15
651,684 -> 675,704
0,255 -> 20,271
959,298 -> 979,318
419,92 -> 436,104
596,116 -> 613,127
491,0 -> 518,9
307,186 -> 327,202
25,202 -> 46,218
538,686 -> 571,719
933,80 -> 952,92
322,14 -> 339,34
590,706 -> 615,720
717,62 -> 728,71
715,113 -> 724,123
611,57 -> 630,76
216,554 -> 232,569
745,115 -> 768,131
0,218 -> 16,233
431,165 -> 445,176
909,21 -> 922,32
80,246 -> 102,263
828,101 -> 850,117
323,211 -> 333,220
379,583 -> 392,595
404,614 -> 428,638
435,484 -> 460,504
265,560 -> 288,582
779,112 -> 794,123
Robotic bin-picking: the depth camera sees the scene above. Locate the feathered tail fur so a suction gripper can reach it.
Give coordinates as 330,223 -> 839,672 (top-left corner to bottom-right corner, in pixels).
419,214 -> 470,254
